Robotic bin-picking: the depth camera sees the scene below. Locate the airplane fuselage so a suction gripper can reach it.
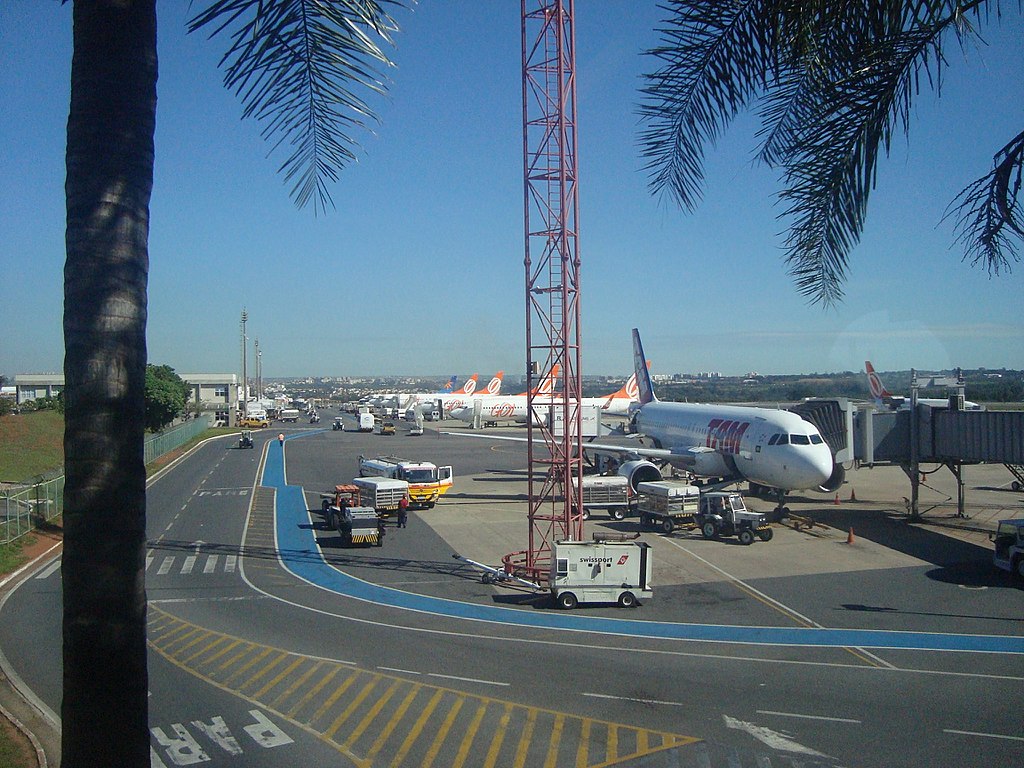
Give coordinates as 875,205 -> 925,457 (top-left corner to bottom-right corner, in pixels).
450,394 -> 633,423
634,401 -> 834,492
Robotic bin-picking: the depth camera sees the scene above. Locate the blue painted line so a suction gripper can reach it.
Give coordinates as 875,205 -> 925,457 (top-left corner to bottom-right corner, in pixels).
262,438 -> 1024,655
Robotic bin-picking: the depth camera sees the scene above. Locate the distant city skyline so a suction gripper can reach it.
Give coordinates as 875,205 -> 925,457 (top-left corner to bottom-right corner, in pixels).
2,3 -> 1022,378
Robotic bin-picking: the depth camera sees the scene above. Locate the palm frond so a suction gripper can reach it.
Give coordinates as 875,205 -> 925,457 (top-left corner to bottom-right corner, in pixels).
189,0 -> 404,213
947,129 -> 1024,274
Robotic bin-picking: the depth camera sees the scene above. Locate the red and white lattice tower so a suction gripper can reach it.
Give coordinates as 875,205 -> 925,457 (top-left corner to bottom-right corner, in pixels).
503,0 -> 584,583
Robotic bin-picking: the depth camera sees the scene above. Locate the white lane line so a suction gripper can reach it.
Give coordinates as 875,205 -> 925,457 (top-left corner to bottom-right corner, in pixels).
34,560 -> 62,580
180,555 -> 196,575
146,551 -> 154,570
427,673 -> 510,687
661,536 -> 897,670
225,555 -> 237,573
203,555 -> 218,574
944,729 -> 1024,742
378,667 -> 421,675
157,557 -> 174,576
757,709 -> 861,724
583,692 -> 686,707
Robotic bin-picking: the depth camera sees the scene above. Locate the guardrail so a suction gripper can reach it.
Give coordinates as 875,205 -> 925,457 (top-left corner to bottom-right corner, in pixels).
1,416 -> 213,545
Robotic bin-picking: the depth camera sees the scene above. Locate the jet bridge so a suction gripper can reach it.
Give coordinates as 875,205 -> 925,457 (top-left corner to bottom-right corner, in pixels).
790,395 -> 1024,518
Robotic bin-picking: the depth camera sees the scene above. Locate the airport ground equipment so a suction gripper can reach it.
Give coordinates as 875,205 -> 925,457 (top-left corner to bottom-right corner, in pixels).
279,408 -> 301,423
238,430 -> 254,449
992,519 -> 1024,579
378,421 -> 396,436
319,484 -> 382,546
332,416 -> 345,431
357,412 -> 375,432
358,455 -> 453,509
635,480 -> 700,533
575,474 -> 631,520
696,491 -> 773,545
549,535 -> 652,609
350,476 -> 408,517
239,415 -> 270,428
451,553 -> 545,590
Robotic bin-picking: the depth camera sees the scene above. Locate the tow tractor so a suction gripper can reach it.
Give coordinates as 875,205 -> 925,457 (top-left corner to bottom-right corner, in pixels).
319,484 -> 384,547
992,519 -> 1024,579
238,430 -> 254,449
695,491 -> 773,545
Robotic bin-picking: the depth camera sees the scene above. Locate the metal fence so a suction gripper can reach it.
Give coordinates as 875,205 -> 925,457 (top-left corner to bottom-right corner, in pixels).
1,415 -> 213,545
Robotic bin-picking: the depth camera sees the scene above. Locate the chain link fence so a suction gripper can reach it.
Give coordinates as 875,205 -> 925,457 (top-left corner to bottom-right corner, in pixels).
2,416 -> 213,545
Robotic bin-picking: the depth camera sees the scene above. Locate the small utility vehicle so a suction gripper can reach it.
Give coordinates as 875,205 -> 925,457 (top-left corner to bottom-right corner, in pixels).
695,491 -> 773,545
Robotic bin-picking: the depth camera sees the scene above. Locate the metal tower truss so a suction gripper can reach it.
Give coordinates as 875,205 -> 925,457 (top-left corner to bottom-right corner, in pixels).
503,0 -> 584,584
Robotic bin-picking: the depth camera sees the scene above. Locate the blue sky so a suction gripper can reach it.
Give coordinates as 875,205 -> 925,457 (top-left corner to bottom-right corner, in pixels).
2,1 -> 1022,378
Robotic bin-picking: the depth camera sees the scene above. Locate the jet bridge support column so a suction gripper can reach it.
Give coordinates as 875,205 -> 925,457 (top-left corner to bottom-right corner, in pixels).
908,370 -> 921,521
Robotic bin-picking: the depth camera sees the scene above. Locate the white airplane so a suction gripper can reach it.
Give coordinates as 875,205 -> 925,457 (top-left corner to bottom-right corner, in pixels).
448,369 -> 640,424
865,361 -> 981,410
409,371 -> 506,414
446,330 -> 839,517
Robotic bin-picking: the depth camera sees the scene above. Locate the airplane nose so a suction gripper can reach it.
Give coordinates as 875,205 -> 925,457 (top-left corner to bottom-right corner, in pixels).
801,445 -> 834,488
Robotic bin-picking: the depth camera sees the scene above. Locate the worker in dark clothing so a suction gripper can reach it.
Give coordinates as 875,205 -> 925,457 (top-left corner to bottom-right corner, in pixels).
397,495 -> 409,528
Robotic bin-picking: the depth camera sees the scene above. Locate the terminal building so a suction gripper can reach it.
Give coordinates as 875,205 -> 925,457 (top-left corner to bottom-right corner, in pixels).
13,372 -> 240,426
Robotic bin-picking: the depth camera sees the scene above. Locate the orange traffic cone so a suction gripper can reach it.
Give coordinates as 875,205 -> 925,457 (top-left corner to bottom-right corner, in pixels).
846,527 -> 855,544
849,487 -> 857,502
833,493 -> 841,505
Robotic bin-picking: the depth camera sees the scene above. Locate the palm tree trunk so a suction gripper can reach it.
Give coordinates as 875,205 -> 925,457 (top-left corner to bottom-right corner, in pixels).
63,1 -> 157,765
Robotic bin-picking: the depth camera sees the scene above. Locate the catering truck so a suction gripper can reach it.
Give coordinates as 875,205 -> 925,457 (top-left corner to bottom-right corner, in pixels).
358,455 -> 453,509
357,412 -> 375,432
351,476 -> 409,517
549,535 -> 652,609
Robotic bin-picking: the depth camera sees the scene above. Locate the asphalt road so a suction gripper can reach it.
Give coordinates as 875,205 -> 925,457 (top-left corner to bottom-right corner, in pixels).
2,415 -> 1023,768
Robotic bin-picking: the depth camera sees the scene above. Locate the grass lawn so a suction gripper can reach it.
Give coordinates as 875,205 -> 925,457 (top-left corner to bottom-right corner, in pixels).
0,410 -> 64,484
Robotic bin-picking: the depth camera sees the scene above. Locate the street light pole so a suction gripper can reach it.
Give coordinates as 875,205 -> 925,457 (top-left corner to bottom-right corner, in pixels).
240,308 -> 248,421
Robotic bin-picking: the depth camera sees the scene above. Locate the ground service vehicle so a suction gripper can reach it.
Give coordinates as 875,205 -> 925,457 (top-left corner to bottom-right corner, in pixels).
351,476 -> 409,516
332,417 -> 345,431
575,475 -> 631,520
993,519 -> 1024,578
696,491 -> 773,544
379,421 -> 396,435
239,416 -> 270,428
358,455 -> 453,509
238,431 -> 254,449
550,535 -> 652,609
357,412 -> 375,432
635,480 -> 700,533
279,408 -> 301,423
320,484 -> 382,546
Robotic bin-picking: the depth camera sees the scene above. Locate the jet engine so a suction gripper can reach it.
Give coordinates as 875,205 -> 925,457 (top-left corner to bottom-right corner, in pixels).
617,460 -> 662,491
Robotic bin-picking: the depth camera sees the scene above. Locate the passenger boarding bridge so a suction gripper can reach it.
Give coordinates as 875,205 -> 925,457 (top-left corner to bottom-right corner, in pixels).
791,371 -> 1024,519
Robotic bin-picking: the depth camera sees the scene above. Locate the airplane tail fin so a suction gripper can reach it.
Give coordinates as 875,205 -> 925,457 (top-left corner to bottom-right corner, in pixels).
631,329 -> 656,404
438,376 -> 457,394
536,364 -> 560,396
484,371 -> 504,396
600,370 -> 642,402
454,374 -> 479,396
865,361 -> 891,404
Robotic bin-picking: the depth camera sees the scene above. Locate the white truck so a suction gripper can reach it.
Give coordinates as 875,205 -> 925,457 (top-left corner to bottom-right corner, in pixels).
695,491 -> 773,544
574,474 -> 632,521
549,535 -> 652,609
279,408 -> 301,423
351,476 -> 409,517
635,480 -> 701,533
993,519 -> 1024,579
357,412 -> 375,432
358,455 -> 453,509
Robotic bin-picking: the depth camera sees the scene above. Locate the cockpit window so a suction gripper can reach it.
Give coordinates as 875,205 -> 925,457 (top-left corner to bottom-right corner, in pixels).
776,434 -> 789,445
790,434 -> 810,445
768,434 -> 780,445
810,434 -> 824,444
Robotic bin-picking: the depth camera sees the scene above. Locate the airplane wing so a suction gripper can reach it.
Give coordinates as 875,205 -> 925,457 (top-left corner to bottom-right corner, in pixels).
440,431 -> 690,465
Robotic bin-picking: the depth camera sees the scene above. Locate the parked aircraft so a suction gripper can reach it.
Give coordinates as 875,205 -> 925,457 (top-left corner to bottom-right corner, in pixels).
865,361 -> 981,410
447,330 -> 839,517
447,369 -> 639,424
